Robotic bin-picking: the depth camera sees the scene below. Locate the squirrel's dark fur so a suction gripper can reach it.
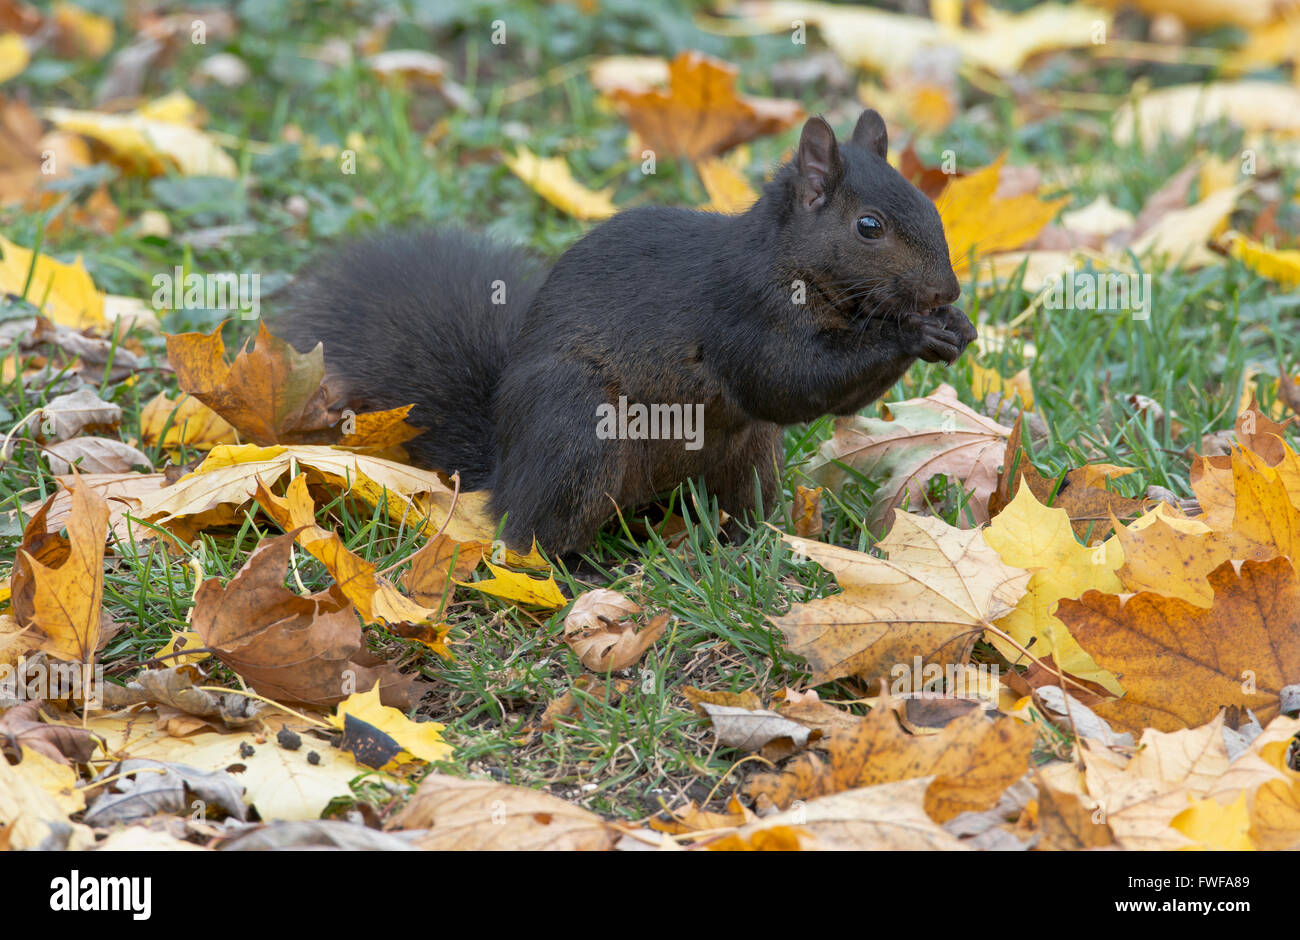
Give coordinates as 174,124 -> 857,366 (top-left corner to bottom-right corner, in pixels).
278,110 -> 976,554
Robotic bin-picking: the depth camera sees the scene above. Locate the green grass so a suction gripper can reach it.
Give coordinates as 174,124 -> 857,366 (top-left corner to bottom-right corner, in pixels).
2,0 -> 1298,821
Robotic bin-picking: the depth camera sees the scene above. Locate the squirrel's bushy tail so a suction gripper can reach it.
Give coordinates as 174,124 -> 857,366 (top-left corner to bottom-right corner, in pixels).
276,227 -> 545,488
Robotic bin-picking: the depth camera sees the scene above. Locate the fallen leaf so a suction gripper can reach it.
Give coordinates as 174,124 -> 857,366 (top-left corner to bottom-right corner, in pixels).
562,588 -> 667,670
254,475 -> 441,630
464,561 -> 566,610
698,703 -> 812,753
0,234 -> 103,328
137,442 -> 493,546
1115,448 -> 1300,607
983,485 -> 1124,694
0,32 -> 28,84
791,485 -> 823,539
935,155 -> 1068,272
11,475 -> 109,662
718,777 -> 965,850
29,388 -> 120,443
606,50 -> 803,161
330,682 -> 452,768
89,710 -> 373,822
696,154 -> 758,213
773,513 -> 1030,685
503,146 -> 616,221
808,384 -> 1012,530
1114,81 -> 1300,149
1129,183 -> 1249,269
0,700 -> 97,765
744,704 -> 1035,823
165,321 -> 332,445
387,774 -> 615,850
1034,780 -> 1114,849
139,391 -> 237,453
1061,557 -> 1300,733
1227,232 -> 1300,290
0,747 -> 93,850
45,92 -> 238,177
988,416 -> 1148,540
1170,791 -> 1255,850
19,471 -> 165,541
401,532 -> 485,610
190,531 -> 415,707
44,436 -> 152,474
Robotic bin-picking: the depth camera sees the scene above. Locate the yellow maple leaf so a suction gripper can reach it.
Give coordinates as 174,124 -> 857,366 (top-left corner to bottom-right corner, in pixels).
968,362 -> 1034,409
1227,233 -> 1300,290
139,392 -> 238,453
1171,791 -> 1256,851
503,146 -> 616,221
696,154 -> 757,214
0,234 -> 104,328
462,561 -> 567,609
984,486 -> 1123,694
330,682 -> 452,767
255,475 -> 442,631
935,156 -> 1067,273
45,92 -> 237,178
12,476 -> 109,663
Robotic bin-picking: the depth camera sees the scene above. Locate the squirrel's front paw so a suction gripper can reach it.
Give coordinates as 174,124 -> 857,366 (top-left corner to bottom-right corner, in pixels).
934,304 -> 977,352
900,306 -> 975,364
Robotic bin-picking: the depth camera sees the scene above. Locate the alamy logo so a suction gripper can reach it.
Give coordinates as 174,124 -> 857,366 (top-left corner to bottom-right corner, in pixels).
151,267 -> 261,319
889,656 -> 999,706
595,396 -> 705,451
49,871 -> 151,920
1040,270 -> 1151,320
0,658 -> 103,706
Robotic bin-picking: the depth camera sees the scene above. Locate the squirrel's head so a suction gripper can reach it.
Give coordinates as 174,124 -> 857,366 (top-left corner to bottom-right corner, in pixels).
775,110 -> 960,319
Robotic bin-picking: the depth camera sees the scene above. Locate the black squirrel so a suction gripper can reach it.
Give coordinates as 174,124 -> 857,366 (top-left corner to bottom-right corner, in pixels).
278,110 -> 976,554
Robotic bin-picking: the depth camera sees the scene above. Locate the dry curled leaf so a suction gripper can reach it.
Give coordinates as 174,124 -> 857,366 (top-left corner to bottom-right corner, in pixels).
697,703 -> 812,753
717,777 -> 966,851
44,436 -> 152,475
563,588 -> 668,671
0,701 -> 97,765
190,531 -> 414,708
29,388 -> 120,443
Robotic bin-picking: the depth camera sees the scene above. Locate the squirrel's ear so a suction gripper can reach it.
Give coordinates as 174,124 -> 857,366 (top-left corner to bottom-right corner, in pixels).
796,116 -> 842,210
851,109 -> 888,159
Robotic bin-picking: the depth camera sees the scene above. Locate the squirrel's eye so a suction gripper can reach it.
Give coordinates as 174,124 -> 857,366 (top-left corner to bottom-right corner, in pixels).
856,215 -> 884,239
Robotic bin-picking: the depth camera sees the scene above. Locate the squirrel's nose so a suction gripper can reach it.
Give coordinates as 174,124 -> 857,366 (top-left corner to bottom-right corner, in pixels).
922,273 -> 961,309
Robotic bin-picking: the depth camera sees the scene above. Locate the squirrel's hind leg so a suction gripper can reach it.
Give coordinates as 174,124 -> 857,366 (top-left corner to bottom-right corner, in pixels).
492,365 -> 627,555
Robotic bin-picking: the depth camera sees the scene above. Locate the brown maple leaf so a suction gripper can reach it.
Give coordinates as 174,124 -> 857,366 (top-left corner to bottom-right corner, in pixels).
190,531 -> 414,707
1060,556 -> 1300,733
11,475 -> 112,663
607,50 -> 803,161
165,321 -> 420,448
744,702 -> 1035,823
